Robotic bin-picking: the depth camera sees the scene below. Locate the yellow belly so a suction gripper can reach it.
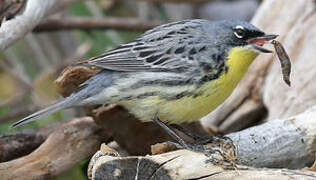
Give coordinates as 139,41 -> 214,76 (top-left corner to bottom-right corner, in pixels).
121,47 -> 259,123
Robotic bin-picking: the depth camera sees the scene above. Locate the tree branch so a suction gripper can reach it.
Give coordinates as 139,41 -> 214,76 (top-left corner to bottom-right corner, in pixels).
0,0 -> 85,51
0,122 -> 61,162
34,17 -> 163,32
0,0 -> 26,23
0,117 -> 111,180
228,105 -> 316,168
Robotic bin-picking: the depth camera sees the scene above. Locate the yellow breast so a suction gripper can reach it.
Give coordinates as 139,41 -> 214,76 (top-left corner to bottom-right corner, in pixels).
122,47 -> 259,123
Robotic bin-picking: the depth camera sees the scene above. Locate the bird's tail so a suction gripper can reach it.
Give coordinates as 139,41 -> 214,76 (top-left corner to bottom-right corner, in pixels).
10,70 -> 113,128
10,98 -> 74,128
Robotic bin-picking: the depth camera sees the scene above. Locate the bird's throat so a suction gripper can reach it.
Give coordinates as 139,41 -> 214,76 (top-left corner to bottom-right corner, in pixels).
224,46 -> 259,83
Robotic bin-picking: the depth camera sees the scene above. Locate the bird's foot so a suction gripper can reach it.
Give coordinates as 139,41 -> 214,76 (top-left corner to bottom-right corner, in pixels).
191,135 -> 213,145
170,124 -> 213,144
151,116 -> 235,165
165,135 -> 228,157
166,136 -> 236,168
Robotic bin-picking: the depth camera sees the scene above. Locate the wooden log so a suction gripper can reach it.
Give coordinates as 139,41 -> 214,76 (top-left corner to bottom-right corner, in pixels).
0,117 -> 111,180
228,106 -> 316,168
89,105 -> 316,179
89,144 -> 316,180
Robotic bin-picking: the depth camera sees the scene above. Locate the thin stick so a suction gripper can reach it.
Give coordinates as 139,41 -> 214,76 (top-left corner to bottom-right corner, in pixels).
34,17 -> 163,32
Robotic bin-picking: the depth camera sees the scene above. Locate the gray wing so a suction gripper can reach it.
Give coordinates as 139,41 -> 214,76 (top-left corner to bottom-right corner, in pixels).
84,19 -> 211,72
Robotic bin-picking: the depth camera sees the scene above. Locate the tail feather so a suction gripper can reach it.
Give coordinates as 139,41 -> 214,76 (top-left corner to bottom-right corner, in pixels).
11,70 -> 113,129
10,99 -> 73,128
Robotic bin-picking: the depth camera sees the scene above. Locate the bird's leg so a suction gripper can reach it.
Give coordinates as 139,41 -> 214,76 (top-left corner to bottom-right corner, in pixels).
152,116 -> 219,155
170,124 -> 213,144
152,116 -> 190,149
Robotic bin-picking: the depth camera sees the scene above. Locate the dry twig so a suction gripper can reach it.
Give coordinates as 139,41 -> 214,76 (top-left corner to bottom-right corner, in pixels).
34,17 -> 162,32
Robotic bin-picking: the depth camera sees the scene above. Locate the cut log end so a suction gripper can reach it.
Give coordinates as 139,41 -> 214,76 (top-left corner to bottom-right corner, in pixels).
90,143 -> 316,180
94,158 -> 172,180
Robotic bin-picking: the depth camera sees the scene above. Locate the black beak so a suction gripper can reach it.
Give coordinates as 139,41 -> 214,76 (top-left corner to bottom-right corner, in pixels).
248,34 -> 278,53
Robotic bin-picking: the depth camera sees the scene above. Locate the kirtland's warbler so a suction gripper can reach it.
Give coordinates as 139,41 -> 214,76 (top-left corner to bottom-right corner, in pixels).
12,19 -> 277,149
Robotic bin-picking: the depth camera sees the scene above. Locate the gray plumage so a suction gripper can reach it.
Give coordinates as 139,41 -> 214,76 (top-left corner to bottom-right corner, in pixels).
87,19 -> 263,72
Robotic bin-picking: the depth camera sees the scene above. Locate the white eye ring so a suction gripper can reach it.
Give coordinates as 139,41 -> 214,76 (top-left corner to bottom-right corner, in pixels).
235,25 -> 244,30
234,25 -> 245,39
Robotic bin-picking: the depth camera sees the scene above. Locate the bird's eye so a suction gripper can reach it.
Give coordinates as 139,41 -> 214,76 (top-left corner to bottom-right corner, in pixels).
233,25 -> 246,39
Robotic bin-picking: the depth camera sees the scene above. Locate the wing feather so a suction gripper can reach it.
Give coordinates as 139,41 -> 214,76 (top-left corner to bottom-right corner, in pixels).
82,20 -> 210,72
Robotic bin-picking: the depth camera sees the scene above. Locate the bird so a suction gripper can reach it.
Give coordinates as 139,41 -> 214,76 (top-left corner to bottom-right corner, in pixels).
11,19 -> 277,150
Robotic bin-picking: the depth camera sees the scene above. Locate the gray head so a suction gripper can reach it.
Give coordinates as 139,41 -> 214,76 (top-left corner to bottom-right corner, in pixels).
206,20 -> 278,53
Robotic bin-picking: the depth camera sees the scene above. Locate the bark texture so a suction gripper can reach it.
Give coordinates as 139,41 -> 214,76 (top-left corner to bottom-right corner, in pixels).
0,0 -> 85,51
0,117 -> 111,180
0,122 -> 61,162
89,105 -> 316,179
89,144 -> 316,180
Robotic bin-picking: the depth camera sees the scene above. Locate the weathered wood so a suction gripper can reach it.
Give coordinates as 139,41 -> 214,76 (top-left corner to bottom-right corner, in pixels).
0,117 -> 111,180
228,106 -> 316,168
89,143 -> 316,180
0,122 -> 62,162
202,0 -> 316,132
0,132 -> 45,163
89,105 -> 316,179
